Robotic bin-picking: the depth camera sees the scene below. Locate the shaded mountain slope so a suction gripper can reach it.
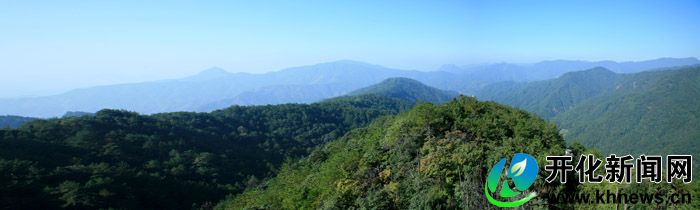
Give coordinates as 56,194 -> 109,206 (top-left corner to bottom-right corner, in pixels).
475,65 -> 700,172
553,66 -> 700,159
476,67 -> 621,118
0,115 -> 37,128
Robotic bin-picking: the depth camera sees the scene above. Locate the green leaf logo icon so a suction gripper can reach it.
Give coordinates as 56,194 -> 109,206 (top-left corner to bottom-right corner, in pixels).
511,159 -> 526,177
485,153 -> 538,207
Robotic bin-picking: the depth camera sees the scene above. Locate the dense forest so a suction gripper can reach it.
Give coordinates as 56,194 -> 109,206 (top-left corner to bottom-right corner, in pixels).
0,95 -> 410,209
554,67 -> 700,170
476,66 -> 700,171
2,72 -> 698,209
218,97 -> 700,210
476,67 -> 621,119
219,97 -> 573,209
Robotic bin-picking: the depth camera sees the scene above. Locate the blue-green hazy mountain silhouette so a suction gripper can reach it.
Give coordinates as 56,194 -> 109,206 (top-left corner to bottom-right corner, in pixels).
0,115 -> 37,128
347,77 -> 458,104
0,58 -> 697,117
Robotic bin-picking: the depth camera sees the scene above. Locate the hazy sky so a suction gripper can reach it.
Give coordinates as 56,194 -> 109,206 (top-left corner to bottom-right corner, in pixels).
1,1 -> 699,97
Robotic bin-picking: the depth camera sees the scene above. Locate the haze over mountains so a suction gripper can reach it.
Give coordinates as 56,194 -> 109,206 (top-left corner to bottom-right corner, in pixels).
5,58 -> 697,163
1,58 -> 698,118
2,63 -> 699,209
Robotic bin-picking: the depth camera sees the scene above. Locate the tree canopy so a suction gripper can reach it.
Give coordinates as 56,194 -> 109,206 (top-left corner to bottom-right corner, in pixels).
0,95 -> 409,209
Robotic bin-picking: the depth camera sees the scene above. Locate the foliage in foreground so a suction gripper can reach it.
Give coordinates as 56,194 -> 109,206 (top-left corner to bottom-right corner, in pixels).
218,97 -> 574,209
0,95 -> 409,209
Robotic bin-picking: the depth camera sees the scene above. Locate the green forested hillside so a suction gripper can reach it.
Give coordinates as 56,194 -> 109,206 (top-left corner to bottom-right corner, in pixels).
477,66 -> 700,176
0,115 -> 37,128
218,96 -> 700,210
3,70 -> 698,209
348,77 -> 459,104
554,67 -> 700,160
0,95 -> 409,209
476,67 -> 621,119
218,97 -> 572,209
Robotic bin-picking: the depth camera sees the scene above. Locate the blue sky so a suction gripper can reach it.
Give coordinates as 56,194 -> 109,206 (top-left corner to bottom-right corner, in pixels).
1,0 -> 699,97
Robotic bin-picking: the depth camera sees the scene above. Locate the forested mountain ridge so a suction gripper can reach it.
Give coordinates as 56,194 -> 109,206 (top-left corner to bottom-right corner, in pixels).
217,96 -> 573,209
2,74 -> 698,209
553,66 -> 700,160
0,115 -> 37,128
198,83 -> 352,110
0,78 -> 463,209
0,94 -> 410,209
348,77 -> 459,104
475,65 -> 700,173
476,67 -> 622,118
443,57 -> 700,82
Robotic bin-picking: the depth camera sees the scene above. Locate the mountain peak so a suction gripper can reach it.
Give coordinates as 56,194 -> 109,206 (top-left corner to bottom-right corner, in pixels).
583,66 -> 614,73
348,77 -> 458,103
377,77 -> 424,85
199,67 -> 229,75
559,67 -> 616,80
353,77 -> 429,91
181,67 -> 231,82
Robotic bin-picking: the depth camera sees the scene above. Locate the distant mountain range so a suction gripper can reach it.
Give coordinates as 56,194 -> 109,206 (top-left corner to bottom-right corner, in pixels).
1,58 -> 697,117
441,57 -> 700,82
